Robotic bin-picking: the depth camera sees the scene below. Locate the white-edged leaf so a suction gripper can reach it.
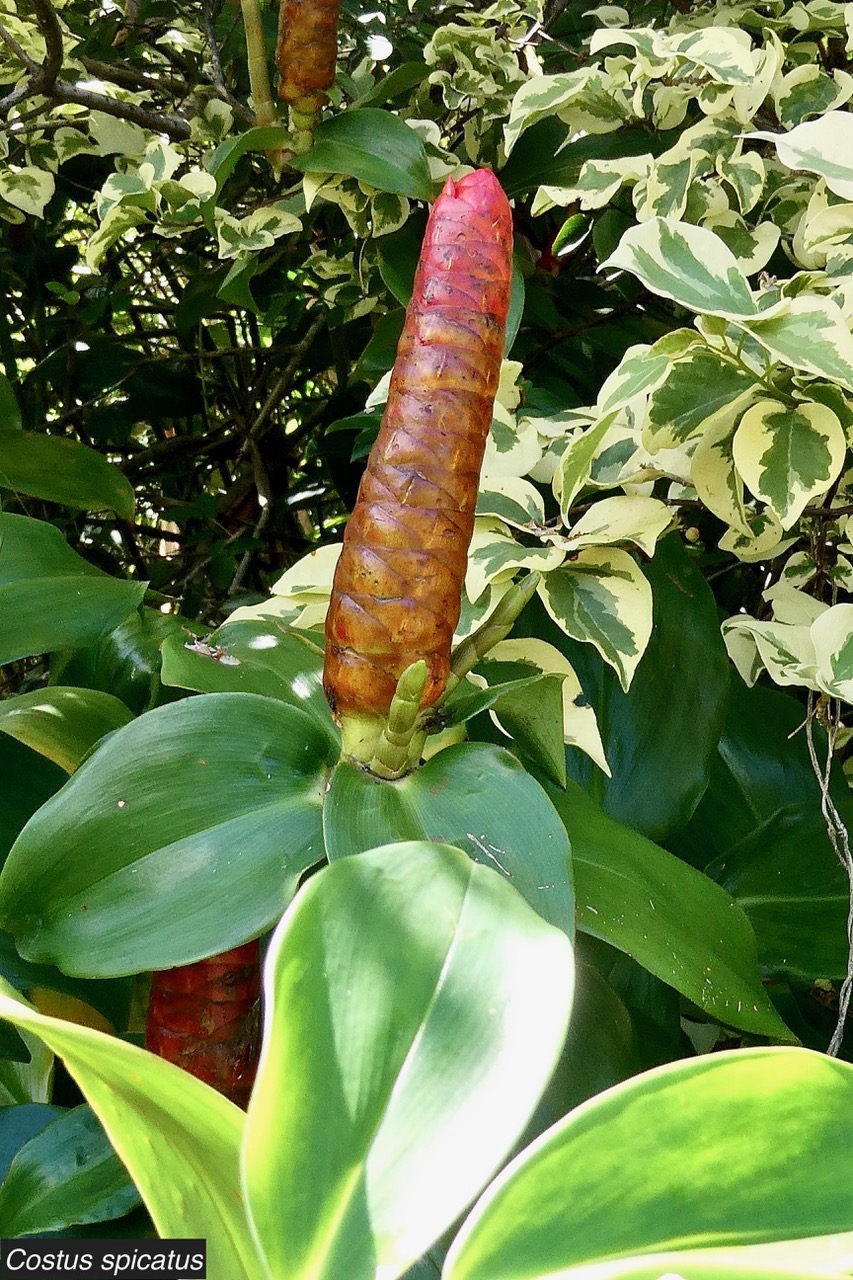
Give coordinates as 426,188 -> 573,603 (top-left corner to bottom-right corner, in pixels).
476,476 -> 546,529
596,332 -> 699,415
504,70 -> 597,154
722,614 -> 818,690
749,112 -> 853,200
737,295 -> 853,391
811,603 -> 853,700
564,495 -> 672,557
270,543 -> 341,598
488,638 -> 610,775
691,416 -> 750,534
644,349 -> 756,452
732,399 -> 846,528
538,548 -> 653,691
601,217 -> 757,318
556,413 -> 618,518
466,527 -> 565,606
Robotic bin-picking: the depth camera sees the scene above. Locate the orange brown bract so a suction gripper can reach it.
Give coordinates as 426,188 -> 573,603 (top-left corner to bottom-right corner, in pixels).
275,0 -> 342,111
324,169 -> 513,723
145,940 -> 261,1109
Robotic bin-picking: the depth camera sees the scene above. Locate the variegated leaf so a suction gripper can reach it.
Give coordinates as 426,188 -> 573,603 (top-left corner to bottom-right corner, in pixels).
270,543 -> 341,598
563,495 -> 672,556
504,70 -> 598,155
596,332 -> 698,415
737,295 -> 853,391
748,112 -> 853,200
644,348 -> 756,452
487,639 -> 610,776
707,216 -> 781,276
812,603 -> 853,701
538,548 -> 653,691
668,27 -> 755,85
718,508 -> 796,563
716,151 -> 766,215
722,615 -> 819,691
601,217 -> 757,318
466,521 -> 564,605
691,416 -> 750,534
555,413 -> 617,518
476,476 -> 546,530
732,399 -> 845,529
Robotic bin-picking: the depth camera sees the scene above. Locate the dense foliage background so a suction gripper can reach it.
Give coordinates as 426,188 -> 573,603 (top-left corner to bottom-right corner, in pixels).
5,0 -> 853,1273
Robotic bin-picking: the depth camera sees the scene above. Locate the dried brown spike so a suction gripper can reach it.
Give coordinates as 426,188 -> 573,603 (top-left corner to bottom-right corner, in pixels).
275,0 -> 342,110
324,169 -> 513,723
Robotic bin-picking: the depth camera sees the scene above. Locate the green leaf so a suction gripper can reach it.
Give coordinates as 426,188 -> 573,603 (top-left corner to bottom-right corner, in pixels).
0,694 -> 329,976
243,841 -> 574,1280
706,802 -> 850,981
53,606 -> 185,717
0,1103 -> 140,1235
207,125 -> 292,191
351,62 -> 430,109
601,217 -> 757,318
538,548 -> 653,692
0,736 -> 66,867
294,110 -> 433,201
738,297 -> 853,391
0,1104 -> 64,1182
528,538 -> 730,841
644,349 -> 756,452
0,371 -> 22,431
445,1048 -> 853,1279
377,216 -> 426,305
733,399 -> 846,529
435,673 -> 544,729
547,780 -> 792,1040
0,431 -> 135,516
0,979 -> 265,1278
501,121 -> 673,199
323,745 -> 574,937
0,688 -> 133,773
749,112 -> 853,201
480,664 -> 567,788
0,515 -> 145,666
160,619 -> 338,752
556,414 -> 616,518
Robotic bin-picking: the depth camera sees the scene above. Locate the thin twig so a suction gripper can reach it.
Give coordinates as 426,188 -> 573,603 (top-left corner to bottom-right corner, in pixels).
805,693 -> 853,1056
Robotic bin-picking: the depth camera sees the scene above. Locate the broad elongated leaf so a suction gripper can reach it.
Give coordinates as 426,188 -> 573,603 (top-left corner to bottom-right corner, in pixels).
547,781 -> 792,1040
0,980 -> 265,1278
733,399 -> 845,528
0,695 -> 330,976
0,371 -> 21,430
445,1048 -> 853,1279
538,548 -> 653,692
0,514 -> 145,665
208,125 -> 292,190
0,688 -> 132,773
0,1104 -> 64,1182
0,1103 -> 140,1235
323,745 -> 573,937
0,430 -> 135,516
243,842 -> 574,1280
53,606 -> 186,717
602,217 -> 757,318
160,619 -> 338,750
294,109 -> 432,200
706,802 -> 849,980
529,536 -> 729,841
0,736 -> 66,866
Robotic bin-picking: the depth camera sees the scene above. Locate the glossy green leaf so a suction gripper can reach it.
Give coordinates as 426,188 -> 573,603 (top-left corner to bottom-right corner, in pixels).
160,618 -> 338,750
53,606 -> 187,716
377,216 -> 426,305
547,781 -> 793,1040
0,1103 -> 140,1234
208,125 -> 292,190
445,1048 -> 853,1279
672,683 -> 846,865
480,663 -> 567,788
0,735 -> 66,866
352,62 -> 430,109
0,514 -> 145,666
0,694 -> 329,976
294,109 -> 433,200
0,687 -> 133,773
533,536 -> 730,841
243,841 -> 575,1280
0,430 -> 135,516
0,930 -> 132,1033
323,745 -> 573,936
0,1104 -> 64,1182
0,979 -> 265,1278
602,216 -> 757,318
434,673 -> 544,729
706,802 -> 849,980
